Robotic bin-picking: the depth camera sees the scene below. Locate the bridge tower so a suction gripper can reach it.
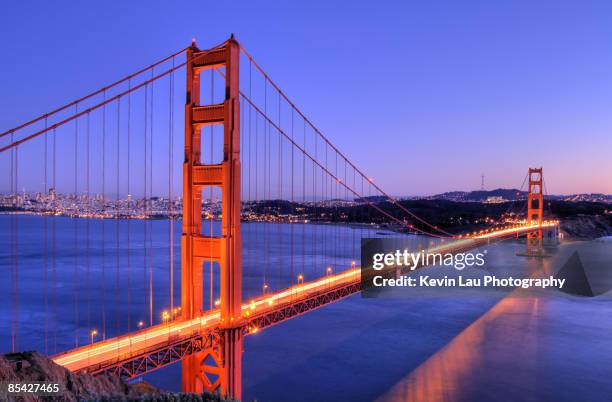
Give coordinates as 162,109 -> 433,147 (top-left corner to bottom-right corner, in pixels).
526,167 -> 544,254
181,37 -> 243,399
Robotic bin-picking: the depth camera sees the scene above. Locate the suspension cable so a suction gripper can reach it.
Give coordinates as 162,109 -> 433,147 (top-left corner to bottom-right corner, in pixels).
239,92 -> 446,238
0,40 -> 230,154
238,45 -> 454,237
0,47 -> 188,139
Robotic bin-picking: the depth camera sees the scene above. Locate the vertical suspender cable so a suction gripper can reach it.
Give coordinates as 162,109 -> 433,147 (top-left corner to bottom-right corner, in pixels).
169,59 -> 175,316
247,62 -> 252,294
116,97 -> 121,335
290,108 -> 294,286
101,91 -> 107,340
255,102 -> 259,293
263,78 -> 268,293
44,118 -> 49,354
10,131 -> 16,352
74,105 -> 79,348
52,128 -> 58,352
86,112 -> 91,337
143,83 -> 149,325
16,133 -> 19,352
149,69 -> 154,326
127,79 -> 132,331
209,71 -> 214,310
301,114 -> 305,285
278,92 -> 282,288
312,128 -> 317,279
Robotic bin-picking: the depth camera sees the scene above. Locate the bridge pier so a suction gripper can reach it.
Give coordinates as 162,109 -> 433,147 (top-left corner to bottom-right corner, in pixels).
181,37 -> 243,400
182,329 -> 243,397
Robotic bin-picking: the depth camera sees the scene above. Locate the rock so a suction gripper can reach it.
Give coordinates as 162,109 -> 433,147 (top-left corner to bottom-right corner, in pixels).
0,352 -> 238,402
0,351 -> 160,402
560,215 -> 612,239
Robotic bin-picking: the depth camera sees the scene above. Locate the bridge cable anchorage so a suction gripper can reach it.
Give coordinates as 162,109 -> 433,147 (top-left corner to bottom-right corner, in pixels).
237,45 -> 455,238
0,47 -> 189,139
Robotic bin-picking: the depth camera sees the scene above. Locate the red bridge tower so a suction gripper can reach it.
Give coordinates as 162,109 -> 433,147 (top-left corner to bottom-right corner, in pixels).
181,37 -> 243,399
526,167 -> 544,254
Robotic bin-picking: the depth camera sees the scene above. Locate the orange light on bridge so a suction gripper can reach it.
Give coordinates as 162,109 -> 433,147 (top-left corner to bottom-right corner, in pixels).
297,274 -> 304,284
326,267 -> 333,275
162,310 -> 170,323
214,299 -> 221,307
90,329 -> 98,344
138,321 -> 144,329
351,261 -> 356,268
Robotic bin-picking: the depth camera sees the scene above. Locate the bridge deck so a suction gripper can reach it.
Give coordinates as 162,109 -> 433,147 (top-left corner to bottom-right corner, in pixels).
52,223 -> 556,378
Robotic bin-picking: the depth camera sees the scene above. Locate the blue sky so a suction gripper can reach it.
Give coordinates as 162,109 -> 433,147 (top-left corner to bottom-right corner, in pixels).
1,1 -> 611,195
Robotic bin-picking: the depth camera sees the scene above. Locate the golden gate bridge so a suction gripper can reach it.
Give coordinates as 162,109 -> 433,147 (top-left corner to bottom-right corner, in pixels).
0,35 -> 558,400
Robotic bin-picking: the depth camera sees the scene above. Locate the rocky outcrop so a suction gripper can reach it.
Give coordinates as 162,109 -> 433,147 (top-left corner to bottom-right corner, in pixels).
0,351 -> 159,401
0,352 -> 235,402
560,215 -> 612,239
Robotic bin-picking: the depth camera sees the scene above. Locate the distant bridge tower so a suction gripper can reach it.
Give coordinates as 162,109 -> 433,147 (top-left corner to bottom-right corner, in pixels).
181,37 -> 243,399
526,167 -> 544,253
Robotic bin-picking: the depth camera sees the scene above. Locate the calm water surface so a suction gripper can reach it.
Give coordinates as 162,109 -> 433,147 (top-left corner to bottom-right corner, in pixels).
1,215 -> 611,402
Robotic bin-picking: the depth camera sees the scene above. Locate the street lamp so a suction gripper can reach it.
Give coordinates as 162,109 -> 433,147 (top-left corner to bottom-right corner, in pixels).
326,266 -> 332,276
138,321 -> 144,329
297,274 -> 304,285
90,329 -> 98,345
162,310 -> 170,324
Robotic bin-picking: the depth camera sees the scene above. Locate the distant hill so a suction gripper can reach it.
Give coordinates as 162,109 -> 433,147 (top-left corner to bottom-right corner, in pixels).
425,189 -> 611,204
426,188 -> 526,202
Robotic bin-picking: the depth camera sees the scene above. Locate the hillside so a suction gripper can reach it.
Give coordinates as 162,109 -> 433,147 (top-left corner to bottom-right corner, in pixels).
0,352 -> 233,402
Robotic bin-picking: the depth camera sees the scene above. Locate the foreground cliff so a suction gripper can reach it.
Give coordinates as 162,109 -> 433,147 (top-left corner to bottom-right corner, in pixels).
0,352 -> 233,402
